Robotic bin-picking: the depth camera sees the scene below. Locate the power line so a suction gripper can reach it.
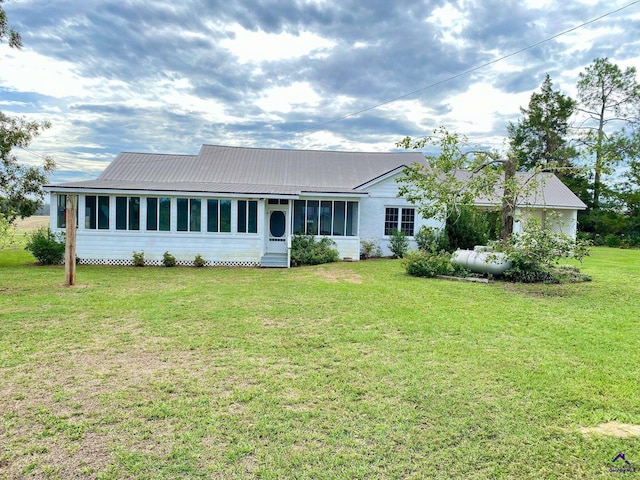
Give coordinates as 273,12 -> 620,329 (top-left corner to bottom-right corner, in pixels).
278,0 -> 640,141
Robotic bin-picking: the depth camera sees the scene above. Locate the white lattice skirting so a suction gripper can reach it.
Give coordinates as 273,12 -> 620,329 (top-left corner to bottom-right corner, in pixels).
74,258 -> 260,267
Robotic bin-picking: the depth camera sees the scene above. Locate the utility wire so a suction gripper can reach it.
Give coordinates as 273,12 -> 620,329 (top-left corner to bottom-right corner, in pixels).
278,0 -> 640,141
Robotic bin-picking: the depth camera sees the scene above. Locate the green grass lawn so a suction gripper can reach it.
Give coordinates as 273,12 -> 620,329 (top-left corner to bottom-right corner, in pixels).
1,246 -> 639,479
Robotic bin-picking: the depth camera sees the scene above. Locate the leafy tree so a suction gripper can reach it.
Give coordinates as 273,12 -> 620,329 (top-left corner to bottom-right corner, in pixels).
509,74 -> 578,175
0,2 -> 54,225
576,58 -> 640,208
397,127 -> 541,240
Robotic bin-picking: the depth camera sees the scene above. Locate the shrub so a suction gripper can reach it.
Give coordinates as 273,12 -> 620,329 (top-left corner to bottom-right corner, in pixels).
604,234 -> 622,248
24,227 -> 65,265
132,251 -> 145,267
495,217 -> 591,283
389,229 -> 409,258
162,251 -> 177,267
403,250 -> 454,278
445,206 -> 493,250
290,234 -> 339,267
415,225 -> 450,253
360,239 -> 382,260
193,254 -> 206,267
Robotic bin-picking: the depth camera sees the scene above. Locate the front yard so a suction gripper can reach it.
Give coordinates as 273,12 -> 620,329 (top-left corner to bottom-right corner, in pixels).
0,247 -> 638,478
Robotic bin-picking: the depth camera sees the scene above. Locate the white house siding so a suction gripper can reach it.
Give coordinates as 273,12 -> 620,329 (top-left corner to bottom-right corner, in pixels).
51,193 -> 264,266
359,173 -> 443,257
513,208 -> 578,239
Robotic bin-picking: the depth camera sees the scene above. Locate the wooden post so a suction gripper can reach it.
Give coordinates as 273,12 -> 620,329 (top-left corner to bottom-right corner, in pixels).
64,194 -> 77,286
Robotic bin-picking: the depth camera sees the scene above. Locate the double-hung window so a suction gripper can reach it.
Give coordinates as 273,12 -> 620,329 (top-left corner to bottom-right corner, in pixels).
385,207 -> 415,236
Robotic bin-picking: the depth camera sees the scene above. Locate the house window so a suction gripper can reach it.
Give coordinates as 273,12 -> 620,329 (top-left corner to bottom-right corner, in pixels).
207,199 -> 231,233
177,198 -> 201,232
293,200 -> 358,236
237,200 -> 257,233
146,197 -> 171,231
385,207 -> 415,236
85,195 -> 109,230
116,196 -> 140,230
57,194 -> 67,228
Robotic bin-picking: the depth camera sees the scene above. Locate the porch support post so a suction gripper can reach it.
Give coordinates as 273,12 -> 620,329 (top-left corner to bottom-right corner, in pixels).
64,194 -> 77,286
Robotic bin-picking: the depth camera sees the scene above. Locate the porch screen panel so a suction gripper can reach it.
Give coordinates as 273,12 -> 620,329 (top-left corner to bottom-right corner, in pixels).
147,198 -> 158,230
116,197 -> 127,230
293,200 -> 305,234
248,201 -> 257,233
320,201 -> 332,235
98,196 -> 109,229
306,200 -> 319,235
177,198 -> 189,231
190,199 -> 201,232
346,201 -> 358,236
57,194 -> 67,228
128,197 -> 140,230
207,199 -> 219,232
333,201 -> 345,236
220,200 -> 231,232
85,196 -> 96,229
237,200 -> 247,233
159,197 -> 170,231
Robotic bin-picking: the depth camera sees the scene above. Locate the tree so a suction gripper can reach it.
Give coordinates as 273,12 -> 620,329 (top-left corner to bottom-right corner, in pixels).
509,74 -> 579,178
0,1 -> 54,225
577,58 -> 640,208
0,0 -> 21,48
396,127 -> 538,240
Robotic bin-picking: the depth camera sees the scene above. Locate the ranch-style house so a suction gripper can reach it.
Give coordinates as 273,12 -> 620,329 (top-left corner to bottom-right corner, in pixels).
46,145 -> 586,267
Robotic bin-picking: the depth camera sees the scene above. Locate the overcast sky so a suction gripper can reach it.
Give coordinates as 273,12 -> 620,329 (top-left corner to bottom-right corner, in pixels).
1,0 -> 639,183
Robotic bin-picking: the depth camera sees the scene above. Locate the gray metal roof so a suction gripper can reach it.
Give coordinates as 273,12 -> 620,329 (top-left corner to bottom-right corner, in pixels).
454,170 -> 586,209
47,145 -> 586,208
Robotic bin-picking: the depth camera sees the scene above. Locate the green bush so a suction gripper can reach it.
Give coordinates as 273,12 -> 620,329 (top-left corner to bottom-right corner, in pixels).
360,239 -> 382,259
162,251 -> 177,267
132,251 -> 145,267
403,250 -> 454,278
415,225 -> 450,253
193,254 -> 206,267
24,227 -> 65,265
604,234 -> 622,248
445,206 -> 493,250
389,229 -> 409,258
290,234 -> 339,267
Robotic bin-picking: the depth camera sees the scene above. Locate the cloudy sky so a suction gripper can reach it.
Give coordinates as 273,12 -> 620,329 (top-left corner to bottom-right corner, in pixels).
1,0 -> 639,183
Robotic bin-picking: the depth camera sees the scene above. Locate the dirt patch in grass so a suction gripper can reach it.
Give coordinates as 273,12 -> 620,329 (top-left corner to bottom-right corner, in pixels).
580,422 -> 640,437
315,267 -> 362,284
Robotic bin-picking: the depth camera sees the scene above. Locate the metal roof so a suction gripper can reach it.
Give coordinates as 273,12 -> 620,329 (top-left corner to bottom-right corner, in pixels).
47,145 -> 586,209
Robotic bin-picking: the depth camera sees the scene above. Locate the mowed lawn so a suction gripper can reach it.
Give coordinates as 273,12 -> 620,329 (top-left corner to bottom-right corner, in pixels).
0,246 -> 639,479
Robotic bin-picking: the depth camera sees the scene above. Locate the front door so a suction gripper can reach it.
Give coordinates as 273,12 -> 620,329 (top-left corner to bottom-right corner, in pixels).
267,209 -> 287,254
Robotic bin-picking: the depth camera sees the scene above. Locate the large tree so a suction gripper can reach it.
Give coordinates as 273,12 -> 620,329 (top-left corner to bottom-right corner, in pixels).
0,0 -> 53,225
508,74 -> 578,176
397,128 -> 535,240
577,58 -> 640,208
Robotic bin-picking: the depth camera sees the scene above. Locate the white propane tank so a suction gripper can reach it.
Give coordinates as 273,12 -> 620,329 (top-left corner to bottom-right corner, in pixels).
451,246 -> 512,276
